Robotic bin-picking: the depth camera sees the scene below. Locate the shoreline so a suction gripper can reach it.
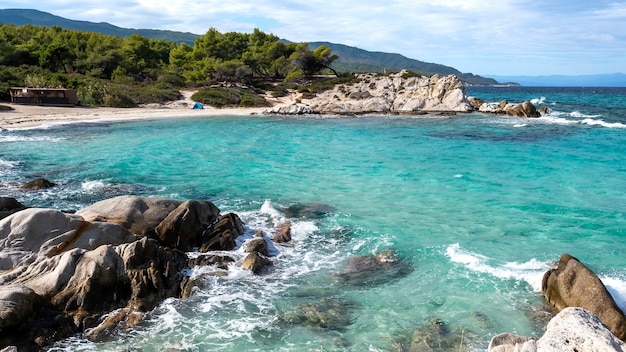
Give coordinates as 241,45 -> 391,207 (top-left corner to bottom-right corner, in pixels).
0,89 -> 291,130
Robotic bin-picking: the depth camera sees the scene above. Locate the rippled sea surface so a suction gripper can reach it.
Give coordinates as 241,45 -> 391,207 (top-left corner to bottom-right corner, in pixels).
1,86 -> 626,351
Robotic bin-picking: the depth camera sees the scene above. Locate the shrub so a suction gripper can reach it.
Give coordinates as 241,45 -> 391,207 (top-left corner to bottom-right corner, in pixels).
191,87 -> 269,107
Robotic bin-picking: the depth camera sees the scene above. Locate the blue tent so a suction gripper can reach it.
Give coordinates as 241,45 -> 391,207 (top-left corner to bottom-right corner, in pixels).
192,102 -> 204,109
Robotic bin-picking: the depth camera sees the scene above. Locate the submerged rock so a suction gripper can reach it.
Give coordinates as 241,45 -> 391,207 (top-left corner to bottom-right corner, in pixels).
279,203 -> 336,219
20,177 -> 56,190
331,251 -> 412,286
280,298 -> 358,332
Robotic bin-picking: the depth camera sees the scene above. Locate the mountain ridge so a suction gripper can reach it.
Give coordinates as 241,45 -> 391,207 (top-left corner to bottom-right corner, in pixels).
0,8 -> 498,85
486,73 -> 626,87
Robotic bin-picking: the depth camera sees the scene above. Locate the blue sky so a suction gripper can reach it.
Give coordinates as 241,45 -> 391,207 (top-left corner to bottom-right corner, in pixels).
3,0 -> 625,76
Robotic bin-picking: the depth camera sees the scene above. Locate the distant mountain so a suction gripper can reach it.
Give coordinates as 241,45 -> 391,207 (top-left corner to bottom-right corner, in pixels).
486,73 -> 626,87
0,8 -> 498,85
308,42 -> 497,85
0,8 -> 198,45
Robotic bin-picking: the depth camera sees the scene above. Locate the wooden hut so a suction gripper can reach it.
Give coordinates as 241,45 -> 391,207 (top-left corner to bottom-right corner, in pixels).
9,87 -> 78,106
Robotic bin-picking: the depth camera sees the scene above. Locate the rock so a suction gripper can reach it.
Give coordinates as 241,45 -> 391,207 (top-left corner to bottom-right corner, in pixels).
272,221 -> 292,243
539,107 -> 551,115
155,200 -> 220,251
241,252 -> 271,274
488,333 -> 537,352
479,100 -> 540,118
0,197 -> 196,348
76,196 -> 182,236
199,213 -> 245,252
506,101 -> 540,118
83,307 -> 145,342
0,285 -> 42,330
245,238 -> 269,256
280,298 -> 357,332
265,103 -> 319,115
20,177 -> 56,190
331,251 -> 412,286
407,316 -> 470,352
542,253 -> 626,341
0,197 -> 26,220
536,307 -> 626,351
467,96 -> 485,110
272,72 -> 472,115
280,203 -> 336,219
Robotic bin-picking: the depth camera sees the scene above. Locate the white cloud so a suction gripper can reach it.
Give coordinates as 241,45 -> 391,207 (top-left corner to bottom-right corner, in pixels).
1,0 -> 625,75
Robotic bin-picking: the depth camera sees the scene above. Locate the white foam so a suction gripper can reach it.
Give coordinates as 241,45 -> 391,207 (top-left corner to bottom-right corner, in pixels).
600,275 -> 626,312
581,118 -> 626,129
446,243 -> 550,292
0,135 -> 65,142
81,180 -> 107,191
530,97 -> 547,105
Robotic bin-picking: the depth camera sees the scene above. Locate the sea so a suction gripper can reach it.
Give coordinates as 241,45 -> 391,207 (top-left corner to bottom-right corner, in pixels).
1,86 -> 626,351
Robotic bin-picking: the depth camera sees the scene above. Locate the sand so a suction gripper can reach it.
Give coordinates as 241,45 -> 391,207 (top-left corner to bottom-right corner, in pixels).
0,90 -> 292,129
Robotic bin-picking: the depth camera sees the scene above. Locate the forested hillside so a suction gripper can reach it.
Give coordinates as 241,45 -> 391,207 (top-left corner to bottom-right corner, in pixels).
0,9 -> 498,86
0,24 -> 342,107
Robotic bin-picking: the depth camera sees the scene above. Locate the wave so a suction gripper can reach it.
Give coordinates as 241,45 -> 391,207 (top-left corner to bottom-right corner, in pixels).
0,135 -> 65,143
446,243 -> 551,292
581,118 -> 626,129
445,244 -> 626,312
530,97 -> 547,105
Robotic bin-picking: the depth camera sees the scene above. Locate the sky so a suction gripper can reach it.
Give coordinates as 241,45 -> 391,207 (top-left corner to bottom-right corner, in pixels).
2,0 -> 626,76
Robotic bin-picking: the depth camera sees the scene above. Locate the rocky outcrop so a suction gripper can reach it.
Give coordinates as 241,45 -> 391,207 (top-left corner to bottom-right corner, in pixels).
542,254 -> 626,341
489,308 -> 626,352
0,196 -> 238,350
266,72 -> 473,115
0,197 -> 26,220
478,100 -> 540,117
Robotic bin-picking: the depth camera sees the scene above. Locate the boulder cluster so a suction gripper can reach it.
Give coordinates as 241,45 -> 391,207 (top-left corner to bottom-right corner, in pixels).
266,71 -> 545,118
489,254 -> 626,352
0,195 -> 282,351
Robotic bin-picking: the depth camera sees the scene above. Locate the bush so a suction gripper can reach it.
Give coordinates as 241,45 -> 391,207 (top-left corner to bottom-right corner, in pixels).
131,86 -> 182,104
191,87 -> 269,108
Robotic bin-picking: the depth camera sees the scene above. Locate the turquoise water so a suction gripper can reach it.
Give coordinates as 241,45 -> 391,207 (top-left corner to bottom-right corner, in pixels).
1,87 -> 626,351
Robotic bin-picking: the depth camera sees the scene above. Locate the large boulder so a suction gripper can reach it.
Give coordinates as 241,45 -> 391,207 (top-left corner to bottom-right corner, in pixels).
542,254 -> 626,341
479,100 -> 540,117
199,213 -> 245,252
76,195 -> 182,236
155,200 -> 220,251
537,307 -> 626,351
20,178 -> 56,190
0,197 -> 26,220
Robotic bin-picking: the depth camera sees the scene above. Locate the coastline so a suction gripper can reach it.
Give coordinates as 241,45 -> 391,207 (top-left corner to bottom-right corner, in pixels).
0,90 -> 288,130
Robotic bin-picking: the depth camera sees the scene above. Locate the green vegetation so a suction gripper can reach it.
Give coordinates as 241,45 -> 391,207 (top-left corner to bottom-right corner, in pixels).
0,23 -> 338,107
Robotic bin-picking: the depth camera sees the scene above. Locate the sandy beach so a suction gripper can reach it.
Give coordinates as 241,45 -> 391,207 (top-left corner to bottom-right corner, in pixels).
0,90 -> 289,129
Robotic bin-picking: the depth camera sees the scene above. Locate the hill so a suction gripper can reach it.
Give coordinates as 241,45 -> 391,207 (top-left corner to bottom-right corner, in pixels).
0,8 -> 198,45
0,8 -> 498,85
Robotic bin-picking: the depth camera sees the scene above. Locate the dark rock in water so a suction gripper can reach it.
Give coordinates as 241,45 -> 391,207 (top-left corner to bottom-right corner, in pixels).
541,253 -> 626,341
407,317 -> 472,352
241,251 -> 272,274
20,177 -> 56,190
272,221 -> 292,243
331,251 -> 413,286
245,238 -> 270,256
200,213 -> 245,252
188,254 -> 235,268
280,203 -> 336,219
0,197 -> 26,220
280,298 -> 358,332
155,200 -> 220,251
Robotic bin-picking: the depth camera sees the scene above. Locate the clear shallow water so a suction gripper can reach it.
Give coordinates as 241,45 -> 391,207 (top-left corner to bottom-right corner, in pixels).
1,87 -> 626,351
